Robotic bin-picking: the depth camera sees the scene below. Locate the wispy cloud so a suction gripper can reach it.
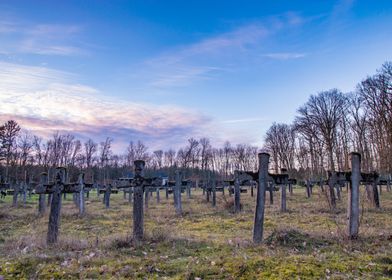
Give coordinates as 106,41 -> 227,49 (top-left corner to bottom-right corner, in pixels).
150,66 -> 222,88
0,18 -> 85,56
0,20 -> 19,33
20,40 -> 85,56
221,117 -> 268,124
137,12 -> 308,89
262,52 -> 307,60
0,62 -> 211,150
140,22 -> 269,88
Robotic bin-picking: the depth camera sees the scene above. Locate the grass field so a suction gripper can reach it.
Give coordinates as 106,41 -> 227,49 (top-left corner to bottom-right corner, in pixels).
0,187 -> 391,279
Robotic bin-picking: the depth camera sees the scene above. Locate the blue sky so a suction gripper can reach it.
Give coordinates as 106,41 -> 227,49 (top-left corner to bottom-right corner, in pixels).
0,0 -> 391,151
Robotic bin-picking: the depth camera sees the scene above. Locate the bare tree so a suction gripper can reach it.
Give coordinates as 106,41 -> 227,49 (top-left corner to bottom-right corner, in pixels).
84,139 -> 97,169
33,136 -> 43,166
264,123 -> 296,172
357,62 -> 392,173
99,137 -> 113,182
17,131 -> 34,168
295,89 -> 348,208
199,137 -> 212,172
164,149 -> 176,168
152,150 -> 163,170
0,120 -> 21,180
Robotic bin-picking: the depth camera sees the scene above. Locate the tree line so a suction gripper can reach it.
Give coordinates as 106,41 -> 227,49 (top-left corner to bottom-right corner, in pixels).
0,122 -> 259,183
1,61 -> 391,183
264,61 -> 392,180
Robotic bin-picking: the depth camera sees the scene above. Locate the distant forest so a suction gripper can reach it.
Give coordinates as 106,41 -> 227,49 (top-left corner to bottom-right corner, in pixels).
0,61 -> 391,182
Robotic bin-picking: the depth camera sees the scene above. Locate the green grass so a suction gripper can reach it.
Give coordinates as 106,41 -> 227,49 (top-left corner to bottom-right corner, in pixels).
0,187 -> 391,279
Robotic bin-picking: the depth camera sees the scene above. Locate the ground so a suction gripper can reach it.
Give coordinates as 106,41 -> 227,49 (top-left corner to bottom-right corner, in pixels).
0,187 -> 391,279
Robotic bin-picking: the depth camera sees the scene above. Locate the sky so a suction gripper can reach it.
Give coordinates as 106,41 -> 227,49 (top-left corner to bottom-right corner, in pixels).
0,0 -> 391,152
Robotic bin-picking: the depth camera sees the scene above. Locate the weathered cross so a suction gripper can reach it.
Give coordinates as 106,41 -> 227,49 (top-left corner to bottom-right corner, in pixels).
35,167 -> 92,244
115,160 -> 163,242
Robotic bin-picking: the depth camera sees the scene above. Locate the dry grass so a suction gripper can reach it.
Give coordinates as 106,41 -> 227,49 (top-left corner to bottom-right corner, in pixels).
0,187 -> 391,279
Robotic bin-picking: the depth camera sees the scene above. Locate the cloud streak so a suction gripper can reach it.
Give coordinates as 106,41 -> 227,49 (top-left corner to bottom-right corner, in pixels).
0,18 -> 85,56
137,12 -> 308,89
221,117 -> 269,124
262,52 -> 307,60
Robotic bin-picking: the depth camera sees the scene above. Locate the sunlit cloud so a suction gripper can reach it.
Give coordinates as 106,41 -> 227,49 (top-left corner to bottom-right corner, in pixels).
0,62 -> 212,150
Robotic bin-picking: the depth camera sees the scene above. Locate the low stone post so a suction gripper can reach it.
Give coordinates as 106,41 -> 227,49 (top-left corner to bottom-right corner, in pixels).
47,193 -> 52,207
38,173 -> 47,215
175,170 -> 182,215
73,192 -> 77,205
144,187 -> 149,209
372,179 -> 380,209
336,183 -> 341,201
78,173 -> 85,216
47,167 -> 65,245
12,183 -> 19,207
234,171 -> 241,213
348,152 -> 360,239
253,152 -> 269,244
186,182 -> 191,199
269,181 -> 274,205
104,185 -> 111,208
156,187 -> 160,203
328,172 -> 337,209
212,180 -> 216,207
306,180 -> 311,198
289,182 -> 293,195
281,168 -> 287,213
133,160 -> 145,242
22,181 -> 27,206
128,188 -> 133,204
319,179 -> 324,193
